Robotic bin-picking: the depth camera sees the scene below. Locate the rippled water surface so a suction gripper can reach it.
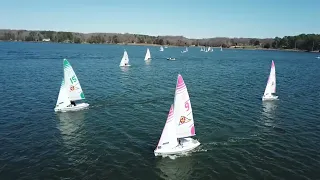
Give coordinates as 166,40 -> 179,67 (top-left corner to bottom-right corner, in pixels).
0,42 -> 320,180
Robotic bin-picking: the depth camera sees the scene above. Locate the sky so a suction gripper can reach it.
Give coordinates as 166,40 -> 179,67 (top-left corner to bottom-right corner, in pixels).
0,0 -> 319,39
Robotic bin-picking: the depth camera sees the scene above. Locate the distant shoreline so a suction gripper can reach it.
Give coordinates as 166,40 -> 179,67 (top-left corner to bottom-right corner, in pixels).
228,46 -> 319,53
0,29 -> 319,53
1,40 -> 319,53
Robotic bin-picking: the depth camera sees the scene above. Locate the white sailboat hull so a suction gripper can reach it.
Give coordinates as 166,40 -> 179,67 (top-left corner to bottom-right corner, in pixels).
154,138 -> 200,156
167,58 -> 176,61
119,64 -> 131,67
54,103 -> 89,112
262,95 -> 278,101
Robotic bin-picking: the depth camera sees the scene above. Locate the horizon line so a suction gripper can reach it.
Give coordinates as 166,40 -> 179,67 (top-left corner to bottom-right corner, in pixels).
0,28 -> 286,40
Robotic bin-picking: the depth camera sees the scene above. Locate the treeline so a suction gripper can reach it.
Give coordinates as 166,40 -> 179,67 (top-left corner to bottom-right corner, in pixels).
0,29 -> 319,52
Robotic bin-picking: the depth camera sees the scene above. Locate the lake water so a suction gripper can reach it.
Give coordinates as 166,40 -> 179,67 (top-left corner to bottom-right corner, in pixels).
0,42 -> 320,180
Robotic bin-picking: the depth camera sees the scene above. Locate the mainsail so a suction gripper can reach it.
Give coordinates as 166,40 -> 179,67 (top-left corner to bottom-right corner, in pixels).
173,74 -> 196,138
145,48 -> 151,60
63,59 -> 85,101
119,50 -> 129,66
263,60 -> 276,96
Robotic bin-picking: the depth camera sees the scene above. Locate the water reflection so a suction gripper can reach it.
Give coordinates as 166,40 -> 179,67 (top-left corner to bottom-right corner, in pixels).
261,101 -> 277,127
156,156 -> 193,180
56,111 -> 86,149
120,66 -> 130,73
145,60 -> 151,66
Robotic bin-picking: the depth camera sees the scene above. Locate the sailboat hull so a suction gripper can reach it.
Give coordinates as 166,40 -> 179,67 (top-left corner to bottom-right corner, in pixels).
262,95 -> 278,101
154,137 -> 200,156
54,103 -> 89,112
119,64 -> 131,67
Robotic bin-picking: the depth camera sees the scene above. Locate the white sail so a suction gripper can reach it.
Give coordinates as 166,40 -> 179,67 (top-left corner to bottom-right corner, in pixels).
119,50 -> 129,66
220,46 -> 223,51
208,47 -> 211,51
63,59 -> 85,101
55,79 -> 71,109
160,46 -> 164,51
181,47 -> 188,53
144,48 -> 151,60
173,74 -> 196,138
156,105 -> 179,150
263,60 -> 276,96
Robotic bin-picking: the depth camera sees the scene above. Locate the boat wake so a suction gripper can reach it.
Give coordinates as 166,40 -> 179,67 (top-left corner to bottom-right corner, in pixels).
159,144 -> 204,159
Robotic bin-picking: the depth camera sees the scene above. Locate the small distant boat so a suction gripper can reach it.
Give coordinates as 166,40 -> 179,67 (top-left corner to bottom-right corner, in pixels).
181,47 -> 188,53
262,60 -> 278,101
167,57 -> 176,61
54,59 -> 89,112
164,45 -> 168,48
119,50 -> 131,67
145,48 -> 151,61
200,47 -> 204,51
220,46 -> 223,51
160,46 -> 164,51
316,56 -> 320,59
154,74 -> 200,156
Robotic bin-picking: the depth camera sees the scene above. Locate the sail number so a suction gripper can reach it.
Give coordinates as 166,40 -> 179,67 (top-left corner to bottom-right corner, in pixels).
185,101 -> 190,111
70,76 -> 77,84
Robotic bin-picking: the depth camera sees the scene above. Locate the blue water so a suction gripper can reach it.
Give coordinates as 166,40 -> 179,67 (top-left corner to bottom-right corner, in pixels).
0,42 -> 320,180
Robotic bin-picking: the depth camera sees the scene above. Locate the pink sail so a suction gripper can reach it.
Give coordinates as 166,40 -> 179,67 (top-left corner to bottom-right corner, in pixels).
190,125 -> 195,136
174,74 -> 196,138
175,74 -> 187,93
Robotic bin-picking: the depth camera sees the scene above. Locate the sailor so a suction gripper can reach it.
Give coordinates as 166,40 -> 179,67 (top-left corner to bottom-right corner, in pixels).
70,101 -> 76,106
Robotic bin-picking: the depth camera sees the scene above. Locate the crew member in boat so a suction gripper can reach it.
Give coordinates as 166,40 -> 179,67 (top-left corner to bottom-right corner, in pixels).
70,101 -> 76,106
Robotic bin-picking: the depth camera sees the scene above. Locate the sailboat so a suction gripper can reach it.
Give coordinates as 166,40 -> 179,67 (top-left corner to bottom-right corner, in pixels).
262,60 -> 278,101
154,74 -> 200,156
181,47 -> 188,53
119,50 -> 130,67
160,46 -> 164,51
220,46 -> 223,51
145,48 -> 151,61
54,59 -> 89,112
167,57 -> 176,61
200,47 -> 204,51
